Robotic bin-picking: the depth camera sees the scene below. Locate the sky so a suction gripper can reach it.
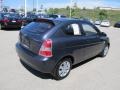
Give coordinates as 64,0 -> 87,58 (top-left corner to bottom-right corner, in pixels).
2,0 -> 120,9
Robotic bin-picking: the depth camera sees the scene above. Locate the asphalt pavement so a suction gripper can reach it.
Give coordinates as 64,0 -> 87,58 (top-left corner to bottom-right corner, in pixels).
0,27 -> 120,90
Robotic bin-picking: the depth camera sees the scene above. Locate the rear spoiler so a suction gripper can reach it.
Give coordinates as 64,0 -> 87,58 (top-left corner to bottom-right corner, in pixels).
33,18 -> 55,26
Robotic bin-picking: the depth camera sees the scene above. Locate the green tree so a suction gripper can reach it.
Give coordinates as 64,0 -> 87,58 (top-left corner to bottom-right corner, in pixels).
94,7 -> 100,10
66,6 -> 70,10
54,8 -> 59,14
73,2 -> 78,9
48,8 -> 54,14
83,7 -> 86,10
71,9 -> 75,17
44,9 -> 47,13
99,10 -> 108,20
33,8 -> 36,12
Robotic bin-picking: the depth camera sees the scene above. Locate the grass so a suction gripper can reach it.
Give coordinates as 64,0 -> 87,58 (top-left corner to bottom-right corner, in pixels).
47,8 -> 120,26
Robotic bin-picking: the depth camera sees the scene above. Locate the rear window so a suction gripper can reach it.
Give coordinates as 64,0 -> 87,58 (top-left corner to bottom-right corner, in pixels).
49,15 -> 58,18
61,15 -> 66,18
0,14 -> 2,19
102,20 -> 109,22
23,22 -> 54,33
1,13 -> 21,19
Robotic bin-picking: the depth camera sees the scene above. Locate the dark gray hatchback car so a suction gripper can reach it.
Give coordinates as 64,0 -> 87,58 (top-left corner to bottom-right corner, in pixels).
16,18 -> 110,80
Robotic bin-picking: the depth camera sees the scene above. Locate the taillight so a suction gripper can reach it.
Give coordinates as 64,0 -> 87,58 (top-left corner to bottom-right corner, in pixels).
23,20 -> 26,22
39,39 -> 53,57
22,20 -> 26,24
3,18 -> 9,22
17,20 -> 22,23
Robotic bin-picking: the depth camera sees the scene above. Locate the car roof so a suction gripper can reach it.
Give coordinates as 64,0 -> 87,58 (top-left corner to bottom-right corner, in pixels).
54,18 -> 79,21
54,18 -> 93,24
34,18 -> 91,25
54,18 -> 90,23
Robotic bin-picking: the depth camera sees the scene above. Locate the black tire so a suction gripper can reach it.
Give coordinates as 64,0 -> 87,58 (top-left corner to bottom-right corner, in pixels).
0,24 -> 2,30
99,44 -> 109,57
52,58 -> 72,80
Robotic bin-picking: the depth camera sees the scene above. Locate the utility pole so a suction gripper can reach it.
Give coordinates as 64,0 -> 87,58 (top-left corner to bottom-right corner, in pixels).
33,0 -> 35,11
0,0 -> 3,12
24,0 -> 27,17
70,0 -> 73,18
36,0 -> 39,14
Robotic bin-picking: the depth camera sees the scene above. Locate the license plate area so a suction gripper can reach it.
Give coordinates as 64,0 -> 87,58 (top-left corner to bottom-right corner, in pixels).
12,20 -> 16,23
21,35 -> 30,49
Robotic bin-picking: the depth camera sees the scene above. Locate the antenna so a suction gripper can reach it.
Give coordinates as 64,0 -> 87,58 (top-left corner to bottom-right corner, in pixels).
36,0 -> 38,14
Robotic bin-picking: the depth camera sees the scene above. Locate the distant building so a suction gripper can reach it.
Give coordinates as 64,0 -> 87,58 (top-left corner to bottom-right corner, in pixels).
100,7 -> 120,11
112,8 -> 120,11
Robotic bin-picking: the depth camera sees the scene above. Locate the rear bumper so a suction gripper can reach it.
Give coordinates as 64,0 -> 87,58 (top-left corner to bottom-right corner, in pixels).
100,24 -> 110,27
16,43 -> 56,73
114,24 -> 120,28
1,22 -> 22,28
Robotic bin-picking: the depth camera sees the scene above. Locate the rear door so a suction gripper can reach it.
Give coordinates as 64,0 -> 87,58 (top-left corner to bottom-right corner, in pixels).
81,22 -> 105,59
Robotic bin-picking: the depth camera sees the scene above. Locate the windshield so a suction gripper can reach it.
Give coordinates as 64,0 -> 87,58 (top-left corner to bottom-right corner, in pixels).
102,20 -> 109,22
0,14 -> 3,19
27,15 -> 37,19
3,13 -> 21,19
49,15 -> 58,18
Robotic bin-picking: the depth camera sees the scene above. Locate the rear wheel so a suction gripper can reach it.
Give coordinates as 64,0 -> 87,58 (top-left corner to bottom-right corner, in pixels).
52,58 -> 72,80
0,24 -> 2,30
99,44 -> 109,57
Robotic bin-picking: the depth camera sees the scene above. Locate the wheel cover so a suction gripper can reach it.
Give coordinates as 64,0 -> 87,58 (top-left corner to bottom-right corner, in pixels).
58,61 -> 71,77
104,46 -> 109,56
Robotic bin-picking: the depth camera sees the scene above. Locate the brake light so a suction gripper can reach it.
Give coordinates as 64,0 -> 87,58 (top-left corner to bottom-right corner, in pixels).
1,19 -> 9,22
17,20 -> 22,23
39,39 -> 53,57
23,20 -> 26,22
3,18 -> 9,22
22,20 -> 26,24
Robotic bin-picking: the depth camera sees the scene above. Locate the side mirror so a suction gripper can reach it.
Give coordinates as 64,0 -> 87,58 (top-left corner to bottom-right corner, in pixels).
100,32 -> 107,36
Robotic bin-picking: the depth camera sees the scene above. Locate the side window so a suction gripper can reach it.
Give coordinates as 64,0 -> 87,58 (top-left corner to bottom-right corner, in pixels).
61,15 -> 66,18
82,23 -> 98,36
64,23 -> 82,36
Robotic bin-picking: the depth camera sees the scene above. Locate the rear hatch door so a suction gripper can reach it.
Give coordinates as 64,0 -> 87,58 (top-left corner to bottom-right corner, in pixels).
20,20 -> 55,54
